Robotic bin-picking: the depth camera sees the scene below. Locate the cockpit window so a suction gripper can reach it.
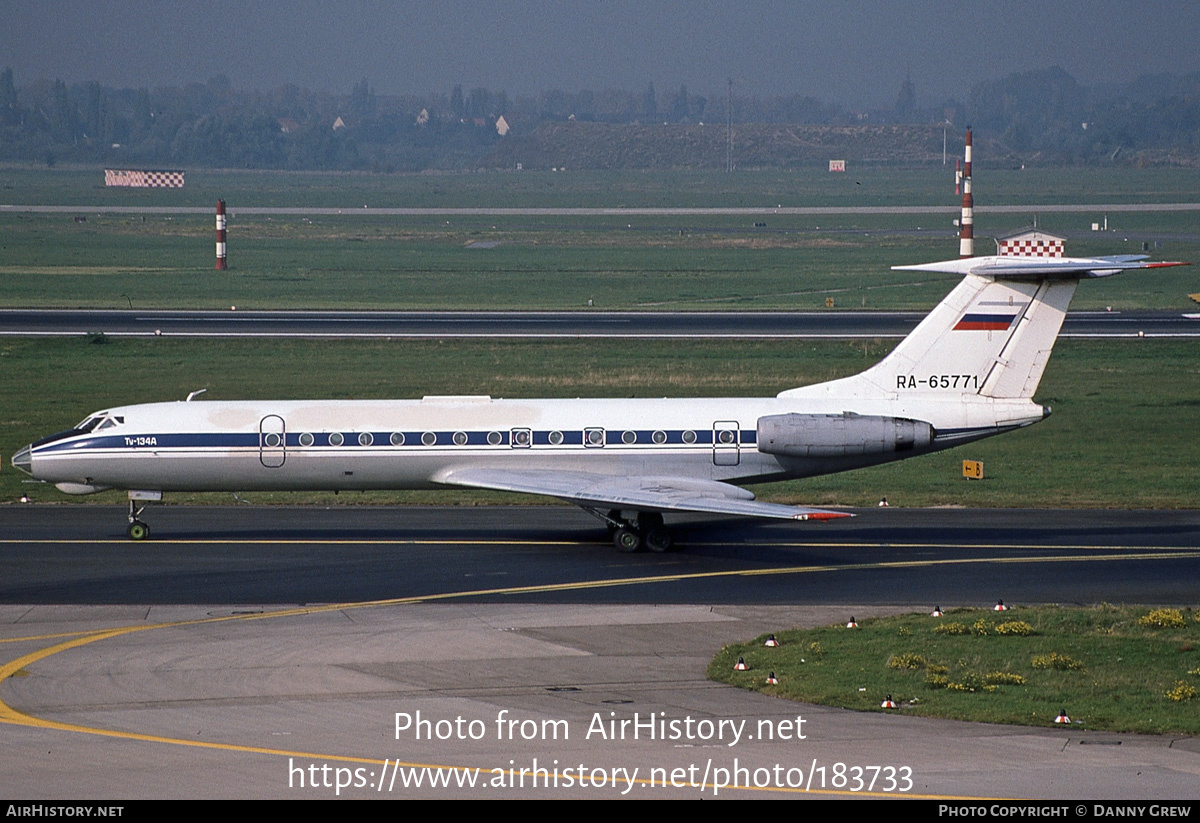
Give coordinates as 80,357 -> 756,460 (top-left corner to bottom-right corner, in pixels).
75,415 -> 105,433
76,413 -> 122,433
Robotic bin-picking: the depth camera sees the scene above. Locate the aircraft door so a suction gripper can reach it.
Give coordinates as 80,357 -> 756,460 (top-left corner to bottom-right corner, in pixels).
713,420 -> 740,466
259,414 -> 286,468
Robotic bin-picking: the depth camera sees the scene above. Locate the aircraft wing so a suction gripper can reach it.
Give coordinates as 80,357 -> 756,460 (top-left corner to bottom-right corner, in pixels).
433,468 -> 851,522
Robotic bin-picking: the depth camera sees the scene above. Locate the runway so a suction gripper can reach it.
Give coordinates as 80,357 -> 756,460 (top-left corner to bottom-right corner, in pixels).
3,505 -> 1198,605
2,505 -> 1198,799
4,308 -> 1199,339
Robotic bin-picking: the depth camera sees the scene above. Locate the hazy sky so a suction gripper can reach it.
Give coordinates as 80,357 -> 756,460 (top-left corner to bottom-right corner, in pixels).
4,1 -> 1199,108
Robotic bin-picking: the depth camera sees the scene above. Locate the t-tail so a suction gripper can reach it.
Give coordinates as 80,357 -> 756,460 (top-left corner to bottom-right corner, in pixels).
782,254 -> 1188,404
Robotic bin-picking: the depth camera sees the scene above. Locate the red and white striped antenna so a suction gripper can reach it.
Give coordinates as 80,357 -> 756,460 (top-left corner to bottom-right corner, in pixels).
215,199 -> 228,270
959,128 -> 973,258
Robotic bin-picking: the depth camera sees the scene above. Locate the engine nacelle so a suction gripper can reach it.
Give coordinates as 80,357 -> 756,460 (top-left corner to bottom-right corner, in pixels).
757,412 -> 933,458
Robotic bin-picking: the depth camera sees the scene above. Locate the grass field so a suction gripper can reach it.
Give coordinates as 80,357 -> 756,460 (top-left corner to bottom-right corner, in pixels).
710,605 -> 1200,735
3,336 -> 1197,509
4,165 -> 1200,208
1,208 -> 1196,311
2,165 -> 1198,311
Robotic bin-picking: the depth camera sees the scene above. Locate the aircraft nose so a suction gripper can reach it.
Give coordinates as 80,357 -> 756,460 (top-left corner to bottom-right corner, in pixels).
12,445 -> 32,476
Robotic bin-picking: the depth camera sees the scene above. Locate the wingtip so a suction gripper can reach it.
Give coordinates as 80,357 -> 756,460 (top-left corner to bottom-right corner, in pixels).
798,511 -> 854,521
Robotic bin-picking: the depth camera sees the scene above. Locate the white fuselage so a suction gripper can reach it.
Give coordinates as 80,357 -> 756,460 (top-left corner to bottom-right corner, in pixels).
25,390 -> 1043,495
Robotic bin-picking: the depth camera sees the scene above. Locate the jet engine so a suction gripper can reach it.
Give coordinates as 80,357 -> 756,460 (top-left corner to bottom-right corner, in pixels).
756,412 -> 933,458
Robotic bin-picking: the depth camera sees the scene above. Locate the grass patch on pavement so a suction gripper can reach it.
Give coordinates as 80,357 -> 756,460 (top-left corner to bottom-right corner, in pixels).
710,605 -> 1200,734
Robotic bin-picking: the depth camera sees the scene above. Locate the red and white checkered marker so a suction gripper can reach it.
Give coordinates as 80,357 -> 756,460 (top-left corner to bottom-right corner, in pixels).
733,657 -> 749,671
105,169 -> 185,188
931,607 -> 943,617
998,237 -> 1064,258
846,617 -> 858,628
994,600 -> 1008,611
1055,710 -> 1070,724
764,634 -> 779,647
766,672 -> 778,685
881,695 -> 897,709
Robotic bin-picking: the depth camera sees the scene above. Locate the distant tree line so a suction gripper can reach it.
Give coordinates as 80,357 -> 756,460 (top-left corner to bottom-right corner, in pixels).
0,66 -> 1198,170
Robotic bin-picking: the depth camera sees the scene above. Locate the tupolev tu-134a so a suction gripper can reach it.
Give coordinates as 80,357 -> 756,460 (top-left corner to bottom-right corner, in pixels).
12,253 -> 1187,551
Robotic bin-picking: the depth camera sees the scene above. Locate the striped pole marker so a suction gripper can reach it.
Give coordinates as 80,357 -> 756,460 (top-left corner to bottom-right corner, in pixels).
216,199 -> 228,270
959,128 -> 973,258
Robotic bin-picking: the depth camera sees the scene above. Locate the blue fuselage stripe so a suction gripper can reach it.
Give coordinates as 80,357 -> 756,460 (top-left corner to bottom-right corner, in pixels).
34,428 -> 760,455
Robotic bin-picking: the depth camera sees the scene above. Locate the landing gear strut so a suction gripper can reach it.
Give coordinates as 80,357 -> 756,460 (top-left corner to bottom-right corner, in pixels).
127,500 -> 149,540
586,508 -> 676,552
125,491 -> 161,540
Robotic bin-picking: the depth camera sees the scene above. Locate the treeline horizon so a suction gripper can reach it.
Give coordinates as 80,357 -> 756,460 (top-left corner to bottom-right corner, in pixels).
1,65 -> 1198,171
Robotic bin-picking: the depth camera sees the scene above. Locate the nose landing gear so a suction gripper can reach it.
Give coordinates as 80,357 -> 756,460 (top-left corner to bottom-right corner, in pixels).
125,491 -> 161,540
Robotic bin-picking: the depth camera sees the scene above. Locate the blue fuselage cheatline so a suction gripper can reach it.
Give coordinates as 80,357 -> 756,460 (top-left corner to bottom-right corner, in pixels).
12,254 -> 1186,549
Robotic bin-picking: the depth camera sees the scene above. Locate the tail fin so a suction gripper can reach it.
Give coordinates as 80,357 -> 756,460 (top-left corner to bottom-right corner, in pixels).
781,255 -> 1187,401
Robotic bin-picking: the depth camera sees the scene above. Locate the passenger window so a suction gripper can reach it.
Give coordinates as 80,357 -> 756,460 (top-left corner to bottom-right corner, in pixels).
329,432 -> 345,446
390,432 -> 405,446
487,431 -> 503,446
652,430 -> 667,444
453,431 -> 468,446
358,432 -> 374,446
511,428 -> 531,448
421,431 -> 437,446
682,430 -> 697,444
548,430 -> 564,446
299,432 -> 315,447
585,428 -> 605,447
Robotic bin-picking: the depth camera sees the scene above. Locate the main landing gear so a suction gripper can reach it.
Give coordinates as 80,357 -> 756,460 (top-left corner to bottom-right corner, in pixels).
585,508 -> 677,553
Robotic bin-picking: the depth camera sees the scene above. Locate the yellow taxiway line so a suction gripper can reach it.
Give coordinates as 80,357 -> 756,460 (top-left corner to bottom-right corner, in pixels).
2,544 -> 1196,797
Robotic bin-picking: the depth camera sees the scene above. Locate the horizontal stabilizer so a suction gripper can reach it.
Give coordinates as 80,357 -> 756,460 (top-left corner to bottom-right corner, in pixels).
435,467 -> 851,522
893,255 -> 1189,279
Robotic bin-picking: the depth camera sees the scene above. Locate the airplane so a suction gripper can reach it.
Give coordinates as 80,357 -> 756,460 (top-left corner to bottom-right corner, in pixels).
11,253 -> 1187,550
